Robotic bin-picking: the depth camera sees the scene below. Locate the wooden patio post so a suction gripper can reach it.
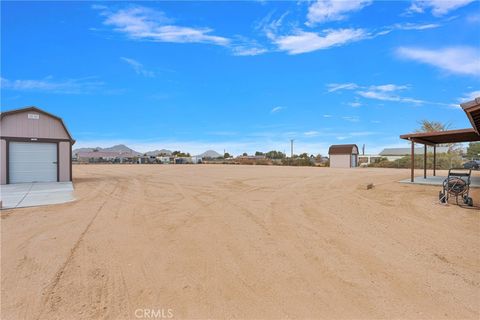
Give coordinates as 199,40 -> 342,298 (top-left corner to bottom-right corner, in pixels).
433,145 -> 436,176
424,144 -> 427,179
411,140 -> 415,182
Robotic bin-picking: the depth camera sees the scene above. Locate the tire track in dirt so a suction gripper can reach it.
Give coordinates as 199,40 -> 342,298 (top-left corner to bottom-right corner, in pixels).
36,181 -> 120,320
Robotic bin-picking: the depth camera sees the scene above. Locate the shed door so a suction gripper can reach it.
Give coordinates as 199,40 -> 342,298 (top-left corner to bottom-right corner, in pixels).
9,142 -> 57,183
351,154 -> 357,168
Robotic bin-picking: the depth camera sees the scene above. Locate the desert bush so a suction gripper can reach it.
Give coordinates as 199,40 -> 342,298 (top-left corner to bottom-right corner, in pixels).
368,152 -> 463,169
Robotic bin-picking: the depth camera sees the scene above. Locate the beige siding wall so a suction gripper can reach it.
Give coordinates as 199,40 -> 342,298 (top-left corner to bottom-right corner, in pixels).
1,139 -> 6,184
0,111 -> 69,140
59,141 -> 71,182
329,154 -> 351,168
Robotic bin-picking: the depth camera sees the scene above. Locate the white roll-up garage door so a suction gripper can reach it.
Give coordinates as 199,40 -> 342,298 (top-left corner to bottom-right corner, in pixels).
9,142 -> 57,183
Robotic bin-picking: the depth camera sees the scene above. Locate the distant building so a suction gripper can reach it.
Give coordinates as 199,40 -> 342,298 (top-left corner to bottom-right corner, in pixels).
379,146 -> 449,161
76,151 -> 136,163
329,144 -> 359,168
191,156 -> 203,164
358,154 -> 382,166
156,156 -> 172,164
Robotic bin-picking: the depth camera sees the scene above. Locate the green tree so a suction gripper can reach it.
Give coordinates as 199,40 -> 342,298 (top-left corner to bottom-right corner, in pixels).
265,150 -> 286,159
172,151 -> 190,157
255,151 -> 264,156
224,152 -> 231,159
466,142 -> 480,159
242,152 -> 248,156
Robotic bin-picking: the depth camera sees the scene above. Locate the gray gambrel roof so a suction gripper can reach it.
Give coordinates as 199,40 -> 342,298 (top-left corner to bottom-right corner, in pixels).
379,146 -> 449,156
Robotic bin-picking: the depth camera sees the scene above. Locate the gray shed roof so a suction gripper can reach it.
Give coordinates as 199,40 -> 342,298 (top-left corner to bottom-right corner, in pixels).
379,146 -> 449,156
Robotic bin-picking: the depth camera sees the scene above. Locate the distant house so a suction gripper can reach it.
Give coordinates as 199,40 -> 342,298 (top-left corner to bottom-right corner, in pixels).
328,144 -> 359,168
191,156 -> 203,164
156,156 -> 172,164
379,146 -> 449,161
76,151 -> 136,163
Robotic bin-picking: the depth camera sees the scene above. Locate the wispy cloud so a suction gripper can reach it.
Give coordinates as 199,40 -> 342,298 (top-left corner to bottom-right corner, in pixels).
120,57 -> 155,77
327,82 -> 454,106
406,0 -> 475,16
94,5 -> 230,46
357,90 -> 423,104
271,106 -> 284,113
391,22 -> 441,30
459,90 -> 480,103
304,130 -> 320,137
271,28 -> 367,55
396,46 -> 480,76
306,0 -> 373,25
231,45 -> 268,56
0,76 -> 104,94
327,83 -> 359,92
342,116 -> 360,122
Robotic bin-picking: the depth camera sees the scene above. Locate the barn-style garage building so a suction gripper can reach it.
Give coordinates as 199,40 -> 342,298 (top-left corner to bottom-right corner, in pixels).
0,107 -> 74,184
329,144 -> 359,168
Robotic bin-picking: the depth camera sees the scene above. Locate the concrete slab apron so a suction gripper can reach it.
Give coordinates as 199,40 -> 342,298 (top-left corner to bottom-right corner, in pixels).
0,182 -> 75,209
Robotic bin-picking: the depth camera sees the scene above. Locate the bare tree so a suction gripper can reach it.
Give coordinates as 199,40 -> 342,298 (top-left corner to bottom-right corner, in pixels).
415,120 -> 459,152
415,120 -> 450,133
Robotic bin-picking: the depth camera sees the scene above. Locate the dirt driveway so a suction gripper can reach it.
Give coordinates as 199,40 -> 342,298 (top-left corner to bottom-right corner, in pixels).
1,165 -> 479,319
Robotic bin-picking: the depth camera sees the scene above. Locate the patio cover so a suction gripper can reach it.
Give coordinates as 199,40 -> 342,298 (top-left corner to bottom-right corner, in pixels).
400,97 -> 480,182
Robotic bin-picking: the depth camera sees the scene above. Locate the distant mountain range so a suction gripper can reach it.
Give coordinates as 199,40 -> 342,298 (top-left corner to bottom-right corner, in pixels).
73,144 -> 221,158
73,144 -> 142,156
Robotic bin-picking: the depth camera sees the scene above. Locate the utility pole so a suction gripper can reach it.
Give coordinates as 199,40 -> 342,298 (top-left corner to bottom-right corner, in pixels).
290,139 -> 294,158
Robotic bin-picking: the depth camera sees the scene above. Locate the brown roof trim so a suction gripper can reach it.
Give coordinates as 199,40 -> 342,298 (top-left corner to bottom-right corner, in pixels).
329,144 -> 359,155
460,97 -> 480,134
0,106 -> 75,144
400,128 -> 480,145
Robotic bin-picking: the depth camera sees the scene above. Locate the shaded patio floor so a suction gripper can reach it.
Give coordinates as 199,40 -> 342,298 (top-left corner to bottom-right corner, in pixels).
400,175 -> 480,188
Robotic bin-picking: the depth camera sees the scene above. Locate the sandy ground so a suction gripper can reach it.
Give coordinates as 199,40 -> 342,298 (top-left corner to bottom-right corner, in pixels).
1,165 -> 479,320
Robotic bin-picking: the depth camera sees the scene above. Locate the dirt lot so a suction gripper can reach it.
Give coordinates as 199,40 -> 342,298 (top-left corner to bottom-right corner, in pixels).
1,165 -> 479,319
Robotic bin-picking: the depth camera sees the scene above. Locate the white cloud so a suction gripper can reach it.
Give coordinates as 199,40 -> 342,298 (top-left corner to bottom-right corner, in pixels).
392,22 -> 441,30
459,90 -> 480,103
271,106 -> 284,113
323,114 -> 333,118
120,57 -> 155,77
348,101 -> 362,107
357,90 -> 424,104
407,0 -> 475,16
306,0 -> 373,25
272,28 -> 367,55
95,6 -> 229,46
327,82 -> 453,105
231,46 -> 268,56
369,84 -> 409,92
0,76 -> 104,94
327,82 -> 359,92
396,46 -> 480,76
342,116 -> 360,122
304,131 -> 320,137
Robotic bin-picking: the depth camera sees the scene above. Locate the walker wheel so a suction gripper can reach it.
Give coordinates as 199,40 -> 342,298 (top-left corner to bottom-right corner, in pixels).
439,191 -> 446,203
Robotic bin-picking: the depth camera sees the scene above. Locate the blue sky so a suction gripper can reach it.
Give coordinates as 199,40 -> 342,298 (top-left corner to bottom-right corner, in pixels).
1,0 -> 480,155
